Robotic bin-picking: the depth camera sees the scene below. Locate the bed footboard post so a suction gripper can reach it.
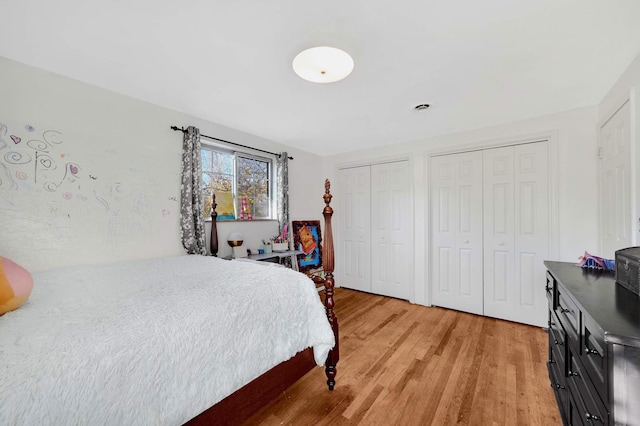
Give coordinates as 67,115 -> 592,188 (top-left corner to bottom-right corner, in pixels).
210,192 -> 218,257
322,179 -> 339,390
324,272 -> 339,390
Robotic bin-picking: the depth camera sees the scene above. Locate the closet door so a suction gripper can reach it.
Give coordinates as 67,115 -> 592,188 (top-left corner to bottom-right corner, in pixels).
339,166 -> 371,292
483,143 -> 549,326
430,151 -> 484,315
371,161 -> 413,300
600,100 -> 632,258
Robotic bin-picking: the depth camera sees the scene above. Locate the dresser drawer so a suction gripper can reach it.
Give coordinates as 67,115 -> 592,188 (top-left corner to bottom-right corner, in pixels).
549,311 -> 567,369
556,286 -> 581,352
567,390 -> 587,426
581,316 -> 607,406
567,349 -> 609,425
548,350 -> 568,421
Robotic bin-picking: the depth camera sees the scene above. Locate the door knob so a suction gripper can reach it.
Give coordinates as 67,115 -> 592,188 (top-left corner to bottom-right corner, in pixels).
498,242 -> 504,246
464,240 -> 469,244
585,346 -> 599,356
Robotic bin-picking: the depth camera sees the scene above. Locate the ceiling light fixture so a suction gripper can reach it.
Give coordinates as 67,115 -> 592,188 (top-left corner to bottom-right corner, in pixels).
414,104 -> 430,111
292,46 -> 354,83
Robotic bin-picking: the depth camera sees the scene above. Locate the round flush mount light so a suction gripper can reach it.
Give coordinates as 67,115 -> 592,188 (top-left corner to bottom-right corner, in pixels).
414,104 -> 431,111
292,46 -> 354,83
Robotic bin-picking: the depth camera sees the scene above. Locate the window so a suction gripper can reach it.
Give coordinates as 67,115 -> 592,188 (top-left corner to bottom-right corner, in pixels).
201,145 -> 273,220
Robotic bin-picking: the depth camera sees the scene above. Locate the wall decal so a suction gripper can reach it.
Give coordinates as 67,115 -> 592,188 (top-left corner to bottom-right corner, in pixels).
0,162 -> 16,190
4,151 -> 31,165
43,130 -> 63,145
109,182 -> 123,196
0,123 -> 88,197
38,156 -> 52,169
27,139 -> 49,152
93,189 -> 110,212
1,118 -> 173,256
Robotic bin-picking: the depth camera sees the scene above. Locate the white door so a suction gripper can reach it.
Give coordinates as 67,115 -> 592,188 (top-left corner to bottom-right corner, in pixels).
483,143 -> 549,327
371,161 -> 413,300
339,166 -> 371,292
430,151 -> 484,315
600,100 -> 633,258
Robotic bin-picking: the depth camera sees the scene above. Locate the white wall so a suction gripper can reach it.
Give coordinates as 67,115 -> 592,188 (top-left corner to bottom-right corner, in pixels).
0,57 -> 325,271
324,106 -> 600,306
599,52 -> 640,122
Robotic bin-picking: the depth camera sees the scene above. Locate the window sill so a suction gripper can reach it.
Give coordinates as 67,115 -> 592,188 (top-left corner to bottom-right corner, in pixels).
206,218 -> 278,223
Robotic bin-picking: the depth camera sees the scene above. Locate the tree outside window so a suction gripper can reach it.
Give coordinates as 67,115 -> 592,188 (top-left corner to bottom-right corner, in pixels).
201,146 -> 272,220
237,156 -> 270,218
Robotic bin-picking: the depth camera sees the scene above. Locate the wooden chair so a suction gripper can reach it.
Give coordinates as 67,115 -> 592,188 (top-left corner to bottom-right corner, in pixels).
292,225 -> 322,284
292,182 -> 334,291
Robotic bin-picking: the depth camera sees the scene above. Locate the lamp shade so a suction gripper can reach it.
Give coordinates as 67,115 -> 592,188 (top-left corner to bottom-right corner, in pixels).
292,46 -> 354,83
227,232 -> 244,247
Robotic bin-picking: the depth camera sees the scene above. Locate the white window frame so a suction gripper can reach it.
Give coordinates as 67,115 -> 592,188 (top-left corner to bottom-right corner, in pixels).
201,142 -> 276,221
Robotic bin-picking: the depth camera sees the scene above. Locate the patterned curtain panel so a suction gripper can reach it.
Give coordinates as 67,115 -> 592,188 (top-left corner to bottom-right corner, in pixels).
277,152 -> 291,266
180,126 -> 207,255
277,152 -> 290,234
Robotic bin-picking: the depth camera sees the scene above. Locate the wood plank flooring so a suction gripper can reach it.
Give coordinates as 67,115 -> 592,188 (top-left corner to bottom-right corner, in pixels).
246,288 -> 561,425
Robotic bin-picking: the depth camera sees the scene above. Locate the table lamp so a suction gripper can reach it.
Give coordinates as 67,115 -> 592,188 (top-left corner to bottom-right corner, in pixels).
227,232 -> 247,258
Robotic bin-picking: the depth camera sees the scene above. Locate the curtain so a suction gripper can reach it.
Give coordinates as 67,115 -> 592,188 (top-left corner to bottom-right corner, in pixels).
180,126 -> 207,255
277,152 -> 289,234
277,152 -> 291,266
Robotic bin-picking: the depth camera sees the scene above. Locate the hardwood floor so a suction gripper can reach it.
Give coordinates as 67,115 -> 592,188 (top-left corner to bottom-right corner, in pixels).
246,288 -> 561,425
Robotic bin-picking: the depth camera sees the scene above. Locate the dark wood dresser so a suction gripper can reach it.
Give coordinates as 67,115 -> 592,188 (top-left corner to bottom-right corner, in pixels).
545,261 -> 640,425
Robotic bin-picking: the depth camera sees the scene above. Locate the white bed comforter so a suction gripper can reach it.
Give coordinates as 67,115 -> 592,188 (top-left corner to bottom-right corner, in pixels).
0,255 -> 335,425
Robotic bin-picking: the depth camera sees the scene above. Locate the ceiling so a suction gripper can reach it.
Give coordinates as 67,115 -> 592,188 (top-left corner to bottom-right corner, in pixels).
2,1 -> 640,156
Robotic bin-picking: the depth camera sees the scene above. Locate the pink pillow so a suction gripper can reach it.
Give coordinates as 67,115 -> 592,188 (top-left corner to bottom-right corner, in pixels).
0,257 -> 33,315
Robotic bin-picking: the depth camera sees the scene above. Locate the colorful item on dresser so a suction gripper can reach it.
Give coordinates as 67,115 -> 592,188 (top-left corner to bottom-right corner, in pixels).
576,251 -> 615,271
0,257 -> 33,315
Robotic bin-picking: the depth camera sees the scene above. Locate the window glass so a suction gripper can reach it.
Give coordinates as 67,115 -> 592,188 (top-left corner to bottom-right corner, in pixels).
201,146 -> 272,220
237,155 -> 271,219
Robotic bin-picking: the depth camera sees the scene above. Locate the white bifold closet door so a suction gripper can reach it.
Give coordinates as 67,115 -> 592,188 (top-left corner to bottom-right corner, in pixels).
430,151 -> 484,315
340,166 -> 371,293
339,161 -> 413,300
430,142 -> 549,326
370,162 -> 413,300
483,143 -> 549,326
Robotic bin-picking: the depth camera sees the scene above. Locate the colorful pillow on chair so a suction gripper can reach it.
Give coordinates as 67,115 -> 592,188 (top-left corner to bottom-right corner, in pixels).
0,257 -> 33,315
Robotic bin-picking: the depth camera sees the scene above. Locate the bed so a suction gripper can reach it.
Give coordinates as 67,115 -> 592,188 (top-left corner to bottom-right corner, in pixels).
0,180 -> 339,425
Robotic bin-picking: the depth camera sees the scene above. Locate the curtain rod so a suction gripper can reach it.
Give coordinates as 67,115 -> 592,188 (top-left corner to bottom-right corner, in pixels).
170,126 -> 293,160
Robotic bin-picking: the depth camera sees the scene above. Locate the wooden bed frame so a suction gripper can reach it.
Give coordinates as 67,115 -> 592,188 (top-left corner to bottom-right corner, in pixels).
186,179 -> 339,425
